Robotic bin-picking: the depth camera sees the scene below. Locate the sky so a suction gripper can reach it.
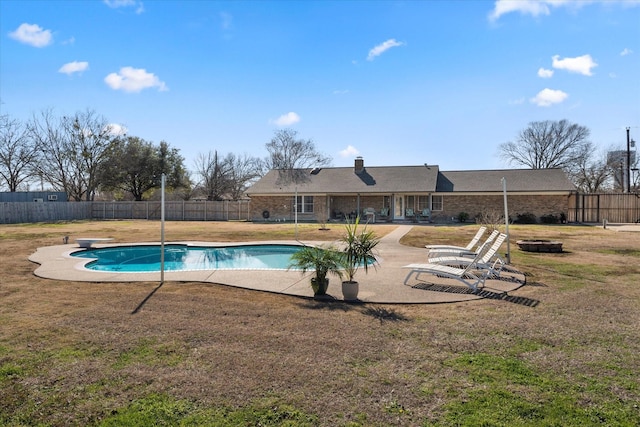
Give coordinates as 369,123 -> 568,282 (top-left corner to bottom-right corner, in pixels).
1,0 -> 639,174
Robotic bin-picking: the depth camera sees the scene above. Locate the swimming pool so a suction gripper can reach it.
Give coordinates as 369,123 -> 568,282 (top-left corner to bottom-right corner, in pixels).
71,244 -> 305,272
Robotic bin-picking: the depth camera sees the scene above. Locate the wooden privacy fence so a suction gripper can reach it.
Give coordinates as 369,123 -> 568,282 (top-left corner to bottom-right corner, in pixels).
90,200 -> 251,221
568,193 -> 640,224
0,200 -> 251,224
3,196 -> 638,224
1,201 -> 92,224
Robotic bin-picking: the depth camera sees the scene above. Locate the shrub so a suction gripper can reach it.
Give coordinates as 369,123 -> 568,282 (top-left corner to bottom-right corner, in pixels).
514,212 -> 537,224
540,213 -> 559,224
457,212 -> 469,223
477,209 -> 504,230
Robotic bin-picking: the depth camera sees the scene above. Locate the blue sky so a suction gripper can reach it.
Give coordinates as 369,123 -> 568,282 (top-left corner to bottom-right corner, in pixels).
1,0 -> 639,173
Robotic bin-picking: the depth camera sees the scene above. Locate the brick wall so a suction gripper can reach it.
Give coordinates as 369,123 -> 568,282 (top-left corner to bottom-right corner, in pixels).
432,194 -> 569,223
249,195 -> 329,222
251,194 -> 570,223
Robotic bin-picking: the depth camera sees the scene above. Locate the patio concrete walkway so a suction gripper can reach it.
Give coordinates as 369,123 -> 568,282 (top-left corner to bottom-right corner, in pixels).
29,225 -> 527,304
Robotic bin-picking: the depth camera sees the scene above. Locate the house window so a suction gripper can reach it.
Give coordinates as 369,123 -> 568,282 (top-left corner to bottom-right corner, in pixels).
405,195 -> 429,211
383,196 -> 391,209
417,196 -> 429,211
432,195 -> 443,211
295,195 -> 314,213
406,195 -> 415,210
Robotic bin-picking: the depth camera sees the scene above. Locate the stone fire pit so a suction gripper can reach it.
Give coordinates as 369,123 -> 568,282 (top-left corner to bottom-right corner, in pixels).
516,240 -> 563,253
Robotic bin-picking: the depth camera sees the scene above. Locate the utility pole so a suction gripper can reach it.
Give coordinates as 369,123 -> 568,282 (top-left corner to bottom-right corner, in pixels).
627,127 -> 631,193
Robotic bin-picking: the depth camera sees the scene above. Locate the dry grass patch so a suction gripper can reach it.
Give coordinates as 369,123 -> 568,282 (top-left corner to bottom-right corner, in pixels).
1,220 -> 640,426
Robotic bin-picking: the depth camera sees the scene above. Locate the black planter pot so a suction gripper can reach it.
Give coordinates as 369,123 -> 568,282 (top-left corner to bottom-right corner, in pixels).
311,277 -> 329,296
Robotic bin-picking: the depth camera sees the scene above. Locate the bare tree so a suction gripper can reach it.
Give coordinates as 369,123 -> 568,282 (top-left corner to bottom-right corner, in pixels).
29,109 -> 121,201
194,150 -> 232,201
571,150 -> 611,193
194,151 -> 261,200
499,119 -> 592,170
66,109 -> 122,200
264,128 -> 331,185
28,108 -> 72,195
0,114 -> 40,191
225,152 -> 262,200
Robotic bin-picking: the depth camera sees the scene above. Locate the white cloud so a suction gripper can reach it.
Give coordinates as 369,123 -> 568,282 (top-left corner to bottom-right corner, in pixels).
508,97 -> 526,105
272,112 -> 301,127
104,0 -> 134,6
620,48 -> 633,56
333,89 -> 349,95
489,0 -> 554,22
552,54 -> 597,76
489,0 -> 640,22
339,145 -> 360,158
104,123 -> 127,136
58,61 -> 89,75
104,0 -> 144,14
530,88 -> 568,107
367,39 -> 404,61
104,67 -> 168,93
9,23 -> 53,47
537,67 -> 554,78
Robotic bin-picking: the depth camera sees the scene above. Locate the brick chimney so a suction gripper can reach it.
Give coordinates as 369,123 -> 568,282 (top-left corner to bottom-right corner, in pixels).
354,156 -> 364,174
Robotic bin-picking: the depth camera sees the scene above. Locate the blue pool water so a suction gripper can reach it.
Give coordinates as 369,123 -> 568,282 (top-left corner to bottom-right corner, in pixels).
71,244 -> 305,272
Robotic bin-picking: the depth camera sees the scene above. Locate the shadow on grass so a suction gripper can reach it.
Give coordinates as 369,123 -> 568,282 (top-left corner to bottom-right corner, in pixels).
297,299 -> 411,322
131,282 -> 164,314
411,282 -> 540,307
297,298 -> 358,312
360,306 -> 410,323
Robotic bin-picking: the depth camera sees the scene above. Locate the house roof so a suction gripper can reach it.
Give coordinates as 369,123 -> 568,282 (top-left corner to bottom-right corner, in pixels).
246,162 -> 576,195
247,165 -> 440,195
437,168 -> 576,192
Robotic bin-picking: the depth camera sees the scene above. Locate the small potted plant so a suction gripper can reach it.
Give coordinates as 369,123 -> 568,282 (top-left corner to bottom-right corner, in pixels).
340,217 -> 380,301
289,245 -> 343,297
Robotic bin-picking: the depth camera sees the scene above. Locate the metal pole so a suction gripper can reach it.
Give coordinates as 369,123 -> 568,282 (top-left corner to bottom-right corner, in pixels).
627,127 -> 631,193
294,186 -> 298,240
160,174 -> 165,283
502,177 -> 511,264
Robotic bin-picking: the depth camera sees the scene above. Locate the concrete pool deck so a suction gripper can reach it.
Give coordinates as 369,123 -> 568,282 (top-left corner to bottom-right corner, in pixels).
29,225 -> 528,304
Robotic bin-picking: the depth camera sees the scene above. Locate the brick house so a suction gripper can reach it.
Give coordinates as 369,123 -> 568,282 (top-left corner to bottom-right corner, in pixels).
246,157 -> 576,223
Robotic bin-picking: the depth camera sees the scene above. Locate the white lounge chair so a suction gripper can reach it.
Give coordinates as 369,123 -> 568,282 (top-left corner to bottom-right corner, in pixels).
403,249 -> 491,292
427,229 -> 499,258
425,226 -> 486,251
427,233 -> 507,278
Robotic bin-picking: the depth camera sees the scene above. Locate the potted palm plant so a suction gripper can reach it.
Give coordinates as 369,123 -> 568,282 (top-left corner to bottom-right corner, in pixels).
340,217 -> 380,301
289,245 -> 343,297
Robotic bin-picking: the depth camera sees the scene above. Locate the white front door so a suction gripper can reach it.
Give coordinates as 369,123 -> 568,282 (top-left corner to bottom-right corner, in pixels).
394,195 -> 404,219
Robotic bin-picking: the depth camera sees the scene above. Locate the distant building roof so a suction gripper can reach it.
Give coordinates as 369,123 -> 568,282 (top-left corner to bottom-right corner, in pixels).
0,191 -> 68,202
